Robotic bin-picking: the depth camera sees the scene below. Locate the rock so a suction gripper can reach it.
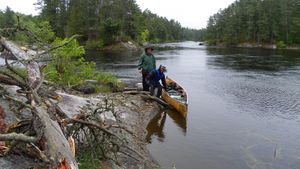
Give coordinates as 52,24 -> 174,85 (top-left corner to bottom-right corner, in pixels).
135,83 -> 143,91
99,111 -> 117,123
142,42 -> 150,47
0,85 -> 32,124
121,42 -> 138,51
1,83 -> 161,169
72,83 -> 97,94
0,87 -> 38,169
57,92 -> 89,118
31,45 -> 38,50
0,154 -> 35,169
99,94 -> 160,169
84,80 -> 98,85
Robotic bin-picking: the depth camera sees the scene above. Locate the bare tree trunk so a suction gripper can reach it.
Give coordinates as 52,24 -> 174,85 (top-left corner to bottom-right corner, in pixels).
33,106 -> 78,169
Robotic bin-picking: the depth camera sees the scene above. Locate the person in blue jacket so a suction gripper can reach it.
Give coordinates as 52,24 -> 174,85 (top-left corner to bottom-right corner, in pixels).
146,65 -> 168,98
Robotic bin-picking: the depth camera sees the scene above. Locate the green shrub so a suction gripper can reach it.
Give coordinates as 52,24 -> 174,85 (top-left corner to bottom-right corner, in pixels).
44,37 -> 88,86
95,72 -> 124,92
44,37 -> 123,93
77,149 -> 102,169
152,38 -> 161,43
139,29 -> 150,43
207,40 -> 217,46
276,41 -> 287,49
85,39 -> 104,49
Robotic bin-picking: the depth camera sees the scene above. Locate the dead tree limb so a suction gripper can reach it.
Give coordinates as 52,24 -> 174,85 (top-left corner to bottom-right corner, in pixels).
140,95 -> 171,108
37,34 -> 81,57
0,70 -> 27,87
0,37 -> 41,90
0,36 -> 79,168
0,133 -> 37,143
3,94 -> 32,109
123,91 -> 150,95
5,54 -> 27,82
62,118 -> 124,141
0,74 -> 18,86
33,106 -> 78,169
123,90 -> 171,108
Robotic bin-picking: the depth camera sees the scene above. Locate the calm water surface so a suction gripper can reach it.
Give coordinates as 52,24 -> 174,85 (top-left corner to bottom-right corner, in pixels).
86,42 -> 300,169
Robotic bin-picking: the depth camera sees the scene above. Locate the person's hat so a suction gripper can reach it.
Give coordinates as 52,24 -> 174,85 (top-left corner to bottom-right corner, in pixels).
159,65 -> 167,72
145,46 -> 154,53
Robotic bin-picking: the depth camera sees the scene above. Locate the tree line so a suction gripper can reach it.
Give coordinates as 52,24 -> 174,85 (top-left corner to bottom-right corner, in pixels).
204,0 -> 300,47
0,0 -> 203,49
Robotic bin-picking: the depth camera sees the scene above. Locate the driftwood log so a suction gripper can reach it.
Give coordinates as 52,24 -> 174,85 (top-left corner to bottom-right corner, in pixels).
123,90 -> 172,108
0,37 -> 78,168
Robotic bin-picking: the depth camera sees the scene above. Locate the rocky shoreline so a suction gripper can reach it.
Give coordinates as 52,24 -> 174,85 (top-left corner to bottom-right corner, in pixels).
0,84 -> 162,169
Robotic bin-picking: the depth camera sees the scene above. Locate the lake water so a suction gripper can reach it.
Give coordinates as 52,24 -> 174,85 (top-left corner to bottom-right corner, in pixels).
87,42 -> 300,169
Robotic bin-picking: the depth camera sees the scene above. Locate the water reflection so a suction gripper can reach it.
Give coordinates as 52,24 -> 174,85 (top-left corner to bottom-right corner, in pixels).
166,110 -> 187,135
146,111 -> 167,143
206,47 -> 300,72
85,50 -> 140,64
146,110 -> 187,143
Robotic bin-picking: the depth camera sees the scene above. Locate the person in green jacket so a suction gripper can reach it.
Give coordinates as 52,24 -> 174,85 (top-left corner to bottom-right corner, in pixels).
138,47 -> 156,91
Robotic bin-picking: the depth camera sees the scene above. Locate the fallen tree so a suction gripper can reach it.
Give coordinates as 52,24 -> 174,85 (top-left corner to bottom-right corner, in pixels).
0,35 -> 78,168
0,19 -> 146,169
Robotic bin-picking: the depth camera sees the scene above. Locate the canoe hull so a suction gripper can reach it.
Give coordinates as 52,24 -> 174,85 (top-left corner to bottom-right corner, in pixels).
162,77 -> 188,117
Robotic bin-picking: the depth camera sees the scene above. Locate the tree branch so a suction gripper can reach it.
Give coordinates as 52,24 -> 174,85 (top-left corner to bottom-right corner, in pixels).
0,133 -> 37,143
3,94 -> 32,109
37,34 -> 81,56
62,118 -> 124,141
0,70 -> 27,88
5,54 -> 27,82
0,74 -> 18,86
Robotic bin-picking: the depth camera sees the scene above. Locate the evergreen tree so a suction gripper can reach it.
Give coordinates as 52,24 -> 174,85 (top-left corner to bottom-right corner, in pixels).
1,7 -> 15,28
205,0 -> 300,46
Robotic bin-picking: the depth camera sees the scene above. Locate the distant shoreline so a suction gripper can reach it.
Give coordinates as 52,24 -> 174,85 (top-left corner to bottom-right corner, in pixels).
208,43 -> 300,50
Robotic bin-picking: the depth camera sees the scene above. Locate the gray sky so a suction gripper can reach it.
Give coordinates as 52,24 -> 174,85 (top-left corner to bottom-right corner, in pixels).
0,0 -> 235,29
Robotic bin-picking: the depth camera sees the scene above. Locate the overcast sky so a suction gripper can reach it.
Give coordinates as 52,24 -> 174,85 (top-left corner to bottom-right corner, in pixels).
0,0 -> 235,29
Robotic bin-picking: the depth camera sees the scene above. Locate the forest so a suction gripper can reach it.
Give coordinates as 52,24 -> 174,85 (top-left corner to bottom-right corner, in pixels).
0,0 -> 203,49
205,0 -> 300,47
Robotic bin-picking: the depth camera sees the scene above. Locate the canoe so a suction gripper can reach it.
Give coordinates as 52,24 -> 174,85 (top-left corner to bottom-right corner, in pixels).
162,77 -> 188,117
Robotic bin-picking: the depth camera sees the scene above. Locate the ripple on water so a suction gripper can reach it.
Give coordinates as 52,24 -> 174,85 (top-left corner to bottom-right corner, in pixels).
206,71 -> 300,120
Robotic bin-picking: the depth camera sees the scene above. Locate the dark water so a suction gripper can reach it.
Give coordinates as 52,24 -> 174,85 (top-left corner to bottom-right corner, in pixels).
86,42 -> 300,169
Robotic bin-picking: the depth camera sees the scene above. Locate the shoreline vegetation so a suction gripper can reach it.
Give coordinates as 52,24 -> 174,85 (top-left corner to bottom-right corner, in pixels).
203,0 -> 300,49
0,0 -> 203,51
206,42 -> 300,50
